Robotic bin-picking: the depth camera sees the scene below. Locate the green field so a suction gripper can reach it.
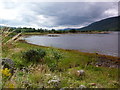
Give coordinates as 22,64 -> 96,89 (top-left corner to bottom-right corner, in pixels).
2,34 -> 119,88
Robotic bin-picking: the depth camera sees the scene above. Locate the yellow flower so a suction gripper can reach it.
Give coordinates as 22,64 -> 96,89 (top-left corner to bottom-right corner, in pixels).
6,83 -> 15,88
1,68 -> 11,77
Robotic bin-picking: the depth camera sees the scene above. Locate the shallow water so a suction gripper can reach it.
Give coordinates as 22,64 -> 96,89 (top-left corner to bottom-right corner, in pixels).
24,32 -> 118,56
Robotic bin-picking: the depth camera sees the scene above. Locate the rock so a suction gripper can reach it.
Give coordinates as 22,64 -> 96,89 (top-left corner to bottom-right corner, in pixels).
48,79 -> 60,87
45,74 -> 51,76
95,65 -> 99,67
96,58 -> 118,68
48,79 -> 60,84
89,83 -> 96,86
77,70 -> 85,76
79,85 -> 86,88
95,62 -> 102,66
2,58 -> 15,74
109,65 -> 118,68
2,58 -> 14,68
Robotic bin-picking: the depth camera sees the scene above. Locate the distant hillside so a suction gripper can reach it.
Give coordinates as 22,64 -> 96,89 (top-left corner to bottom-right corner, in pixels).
59,28 -> 77,31
77,16 -> 120,31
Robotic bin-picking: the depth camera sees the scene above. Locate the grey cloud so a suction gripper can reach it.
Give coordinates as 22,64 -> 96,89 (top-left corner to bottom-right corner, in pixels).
1,19 -> 28,27
0,2 -> 118,28
28,2 -> 118,27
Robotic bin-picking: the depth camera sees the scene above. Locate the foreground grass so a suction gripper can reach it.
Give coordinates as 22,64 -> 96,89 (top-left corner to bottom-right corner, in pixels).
2,40 -> 119,88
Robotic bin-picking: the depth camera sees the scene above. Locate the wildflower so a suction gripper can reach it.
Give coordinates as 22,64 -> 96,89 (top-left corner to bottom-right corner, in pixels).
6,83 -> 15,88
1,68 -> 11,77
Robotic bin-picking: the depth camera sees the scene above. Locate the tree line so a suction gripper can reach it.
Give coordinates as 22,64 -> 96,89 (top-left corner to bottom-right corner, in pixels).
8,27 -> 79,33
1,26 -> 108,34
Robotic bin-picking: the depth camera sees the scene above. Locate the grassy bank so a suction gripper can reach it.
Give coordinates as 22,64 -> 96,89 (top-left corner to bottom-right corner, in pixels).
2,38 -> 119,88
21,31 -> 111,36
22,32 -> 48,36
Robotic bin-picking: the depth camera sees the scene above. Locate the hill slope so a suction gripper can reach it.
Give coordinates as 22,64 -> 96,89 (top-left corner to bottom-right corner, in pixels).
77,16 -> 120,31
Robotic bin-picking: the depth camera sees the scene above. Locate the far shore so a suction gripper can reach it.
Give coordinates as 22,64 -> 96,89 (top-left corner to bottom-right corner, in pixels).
22,31 -> 113,36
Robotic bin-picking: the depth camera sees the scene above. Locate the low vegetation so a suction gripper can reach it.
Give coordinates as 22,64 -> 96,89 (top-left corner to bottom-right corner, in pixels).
1,27 -> 119,88
2,40 -> 119,88
22,48 -> 46,63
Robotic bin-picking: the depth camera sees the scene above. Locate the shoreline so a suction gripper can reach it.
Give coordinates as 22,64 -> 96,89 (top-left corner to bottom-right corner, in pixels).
18,39 -> 119,68
19,32 -> 120,69
21,33 -> 119,59
19,39 -> 119,60
21,31 -> 113,36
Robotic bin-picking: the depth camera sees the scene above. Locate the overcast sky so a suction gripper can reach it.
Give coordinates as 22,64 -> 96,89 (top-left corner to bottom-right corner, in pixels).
0,0 -> 118,29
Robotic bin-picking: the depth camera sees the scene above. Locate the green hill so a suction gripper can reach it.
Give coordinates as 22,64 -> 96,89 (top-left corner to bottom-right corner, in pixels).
78,16 -> 120,31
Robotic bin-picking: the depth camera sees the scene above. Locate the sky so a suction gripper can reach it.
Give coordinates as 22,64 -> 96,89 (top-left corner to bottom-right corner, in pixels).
0,0 -> 119,29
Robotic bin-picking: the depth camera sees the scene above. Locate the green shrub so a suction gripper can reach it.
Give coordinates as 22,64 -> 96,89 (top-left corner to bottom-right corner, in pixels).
22,48 -> 46,63
46,49 -> 63,71
51,49 -> 62,60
